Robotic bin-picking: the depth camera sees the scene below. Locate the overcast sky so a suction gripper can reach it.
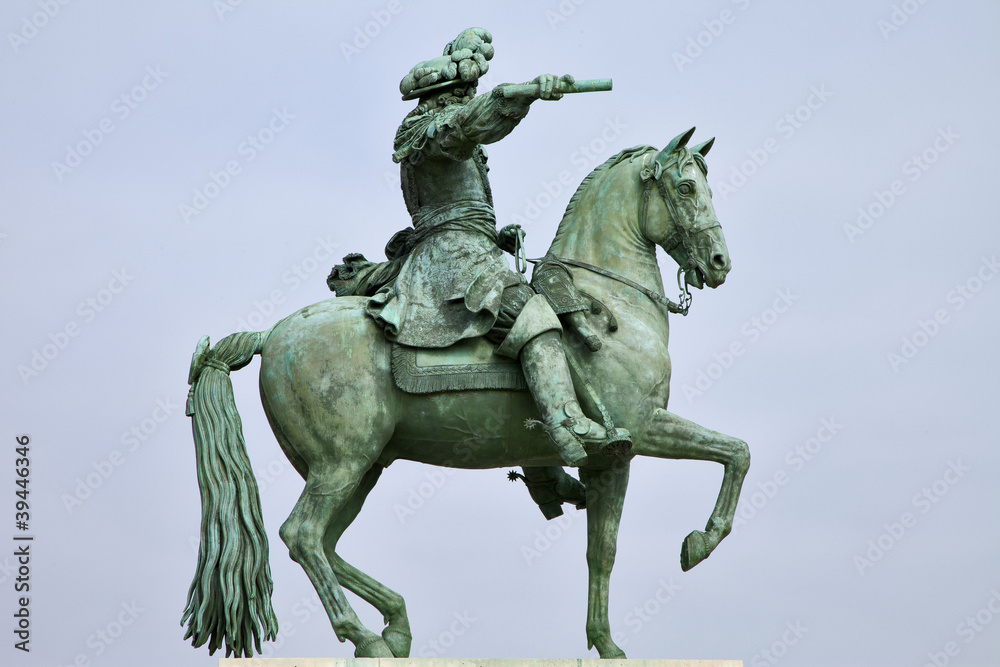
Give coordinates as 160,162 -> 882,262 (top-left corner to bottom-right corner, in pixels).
2,2 -> 998,666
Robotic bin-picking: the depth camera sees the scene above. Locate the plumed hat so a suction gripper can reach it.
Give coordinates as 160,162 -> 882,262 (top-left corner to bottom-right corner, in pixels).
399,27 -> 494,101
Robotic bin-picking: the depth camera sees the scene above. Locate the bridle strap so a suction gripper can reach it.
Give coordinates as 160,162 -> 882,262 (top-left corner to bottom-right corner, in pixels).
642,152 -> 721,269
544,256 -> 691,315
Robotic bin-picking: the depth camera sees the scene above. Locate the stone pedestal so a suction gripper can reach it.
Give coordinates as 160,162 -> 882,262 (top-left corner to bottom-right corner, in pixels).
219,660 -> 742,667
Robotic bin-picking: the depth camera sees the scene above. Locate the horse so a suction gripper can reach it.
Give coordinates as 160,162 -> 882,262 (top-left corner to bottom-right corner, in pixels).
181,127 -> 750,660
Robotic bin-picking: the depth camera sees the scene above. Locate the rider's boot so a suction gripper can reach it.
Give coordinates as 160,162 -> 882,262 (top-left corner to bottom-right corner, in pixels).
520,466 -> 587,520
496,294 -> 630,467
520,330 -> 607,467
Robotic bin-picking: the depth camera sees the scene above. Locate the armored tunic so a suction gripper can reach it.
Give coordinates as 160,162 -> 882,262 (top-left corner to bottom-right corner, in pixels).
365,89 -> 532,348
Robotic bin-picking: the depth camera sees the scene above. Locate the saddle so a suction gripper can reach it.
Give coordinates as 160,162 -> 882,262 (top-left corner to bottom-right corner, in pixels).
390,337 -> 526,394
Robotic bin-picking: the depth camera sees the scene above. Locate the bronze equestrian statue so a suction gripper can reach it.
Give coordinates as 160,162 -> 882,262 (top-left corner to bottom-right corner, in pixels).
182,27 -> 749,660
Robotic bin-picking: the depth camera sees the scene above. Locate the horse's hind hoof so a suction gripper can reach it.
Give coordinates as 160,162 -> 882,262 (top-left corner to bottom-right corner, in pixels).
355,635 -> 394,658
382,626 -> 412,657
680,530 -> 709,571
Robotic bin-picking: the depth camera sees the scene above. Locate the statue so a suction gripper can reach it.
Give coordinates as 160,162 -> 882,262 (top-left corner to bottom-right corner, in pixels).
181,27 -> 750,661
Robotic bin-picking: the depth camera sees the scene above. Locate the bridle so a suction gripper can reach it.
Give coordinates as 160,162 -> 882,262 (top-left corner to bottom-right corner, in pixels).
526,148 -> 719,316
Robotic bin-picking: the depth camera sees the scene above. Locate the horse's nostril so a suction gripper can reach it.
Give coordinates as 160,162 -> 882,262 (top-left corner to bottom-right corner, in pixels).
712,253 -> 727,269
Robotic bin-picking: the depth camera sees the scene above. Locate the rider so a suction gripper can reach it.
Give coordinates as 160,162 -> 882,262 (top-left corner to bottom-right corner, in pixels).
364,28 -> 617,467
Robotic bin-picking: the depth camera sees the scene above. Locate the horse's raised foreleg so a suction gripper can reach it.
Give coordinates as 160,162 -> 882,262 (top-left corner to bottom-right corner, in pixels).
637,407 -> 750,571
279,466 -> 393,658
322,464 -> 412,657
580,461 -> 630,659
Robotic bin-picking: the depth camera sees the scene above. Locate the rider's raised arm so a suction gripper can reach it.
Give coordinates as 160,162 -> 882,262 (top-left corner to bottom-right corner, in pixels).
420,87 -> 533,161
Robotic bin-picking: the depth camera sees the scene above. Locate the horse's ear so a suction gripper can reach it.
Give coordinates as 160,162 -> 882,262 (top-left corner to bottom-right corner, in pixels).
692,137 -> 715,157
660,127 -> 696,161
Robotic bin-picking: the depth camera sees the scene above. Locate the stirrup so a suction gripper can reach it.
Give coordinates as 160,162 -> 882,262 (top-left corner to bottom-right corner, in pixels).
560,400 -> 634,458
526,402 -> 604,466
564,399 -> 633,458
601,426 -> 633,457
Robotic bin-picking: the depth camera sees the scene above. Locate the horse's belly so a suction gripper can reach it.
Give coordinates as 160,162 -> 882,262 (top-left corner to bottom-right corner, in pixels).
385,389 -> 562,469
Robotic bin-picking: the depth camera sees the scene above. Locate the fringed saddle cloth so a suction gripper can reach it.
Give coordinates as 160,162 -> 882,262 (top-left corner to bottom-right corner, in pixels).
391,338 -> 526,394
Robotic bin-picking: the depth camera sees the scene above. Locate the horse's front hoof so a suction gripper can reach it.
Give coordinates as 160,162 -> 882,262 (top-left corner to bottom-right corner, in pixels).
599,646 -> 628,659
588,632 -> 627,659
680,530 -> 709,571
355,635 -> 394,658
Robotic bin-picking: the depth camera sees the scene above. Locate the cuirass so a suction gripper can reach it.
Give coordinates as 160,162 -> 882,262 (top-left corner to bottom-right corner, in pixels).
411,157 -> 486,207
401,148 -> 493,214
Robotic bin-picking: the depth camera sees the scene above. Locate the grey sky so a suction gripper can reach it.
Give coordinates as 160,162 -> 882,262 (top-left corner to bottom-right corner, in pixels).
1,1 -> 998,666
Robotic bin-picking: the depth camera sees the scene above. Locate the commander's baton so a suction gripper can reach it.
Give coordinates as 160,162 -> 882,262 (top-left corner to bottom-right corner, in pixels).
500,78 -> 612,98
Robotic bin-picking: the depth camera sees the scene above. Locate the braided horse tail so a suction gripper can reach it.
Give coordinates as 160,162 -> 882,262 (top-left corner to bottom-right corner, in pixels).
180,330 -> 278,658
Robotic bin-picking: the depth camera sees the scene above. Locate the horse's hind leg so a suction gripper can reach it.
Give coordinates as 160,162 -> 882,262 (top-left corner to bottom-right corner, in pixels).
279,463 -> 393,658
638,407 -> 750,571
322,464 -> 412,657
581,461 -> 630,659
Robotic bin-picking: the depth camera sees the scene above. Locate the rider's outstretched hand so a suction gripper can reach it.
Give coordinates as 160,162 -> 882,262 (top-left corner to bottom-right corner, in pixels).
497,224 -> 523,254
533,74 -> 575,100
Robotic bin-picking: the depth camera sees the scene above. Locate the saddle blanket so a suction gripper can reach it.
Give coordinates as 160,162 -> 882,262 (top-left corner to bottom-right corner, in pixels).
391,338 -> 527,394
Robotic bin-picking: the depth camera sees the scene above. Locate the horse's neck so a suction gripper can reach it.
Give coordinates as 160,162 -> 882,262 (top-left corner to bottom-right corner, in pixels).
547,162 -> 666,300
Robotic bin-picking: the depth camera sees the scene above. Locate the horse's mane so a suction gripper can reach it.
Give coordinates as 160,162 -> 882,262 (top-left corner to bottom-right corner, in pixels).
553,145 -> 658,244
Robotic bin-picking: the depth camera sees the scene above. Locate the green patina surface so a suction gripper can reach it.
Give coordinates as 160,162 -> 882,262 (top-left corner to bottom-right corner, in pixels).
182,27 -> 749,661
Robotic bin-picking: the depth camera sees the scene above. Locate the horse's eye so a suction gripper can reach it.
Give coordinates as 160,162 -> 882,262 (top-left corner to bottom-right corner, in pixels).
678,182 -> 693,195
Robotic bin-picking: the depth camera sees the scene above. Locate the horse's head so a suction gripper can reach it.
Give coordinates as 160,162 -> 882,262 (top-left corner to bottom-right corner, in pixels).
642,127 -> 730,289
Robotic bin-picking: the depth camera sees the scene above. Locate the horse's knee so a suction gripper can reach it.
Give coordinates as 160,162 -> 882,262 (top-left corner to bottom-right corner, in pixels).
278,519 -> 299,561
280,517 -> 319,563
731,439 -> 750,475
